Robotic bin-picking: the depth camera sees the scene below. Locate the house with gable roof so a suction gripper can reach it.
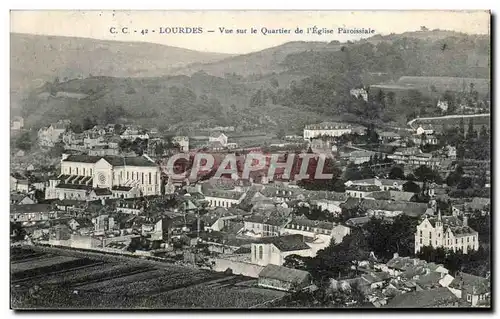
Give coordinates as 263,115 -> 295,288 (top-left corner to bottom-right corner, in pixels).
414,209 -> 479,254
258,264 -> 312,292
447,272 -> 490,307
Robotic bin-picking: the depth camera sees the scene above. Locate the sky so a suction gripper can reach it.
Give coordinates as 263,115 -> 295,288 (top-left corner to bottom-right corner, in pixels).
10,10 -> 490,54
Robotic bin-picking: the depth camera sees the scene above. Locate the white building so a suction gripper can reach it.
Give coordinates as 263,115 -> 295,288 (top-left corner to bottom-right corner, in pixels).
203,189 -> 245,208
303,122 -> 352,140
345,178 -> 410,192
11,116 -> 24,130
388,147 -> 441,169
437,100 -> 449,112
172,136 -> 189,152
209,132 -> 228,146
414,210 -> 479,254
120,126 -> 149,140
38,120 -> 71,147
281,218 -> 351,255
412,134 -> 438,146
251,234 -> 313,266
45,154 -> 161,200
243,215 -> 290,238
350,88 -> 368,101
415,124 -> 435,136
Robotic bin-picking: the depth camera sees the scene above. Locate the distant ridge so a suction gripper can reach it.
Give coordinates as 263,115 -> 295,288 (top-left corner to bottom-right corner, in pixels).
10,32 -> 233,92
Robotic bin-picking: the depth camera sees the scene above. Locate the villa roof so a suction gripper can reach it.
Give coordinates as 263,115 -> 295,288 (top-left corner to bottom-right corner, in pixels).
449,272 -> 489,295
255,234 -> 310,252
385,287 -> 463,308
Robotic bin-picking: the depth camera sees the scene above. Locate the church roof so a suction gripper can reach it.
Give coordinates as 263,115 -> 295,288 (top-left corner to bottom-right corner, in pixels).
62,155 -> 157,167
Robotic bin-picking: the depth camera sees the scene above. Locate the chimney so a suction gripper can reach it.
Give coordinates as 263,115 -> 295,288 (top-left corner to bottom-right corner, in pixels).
463,215 -> 468,227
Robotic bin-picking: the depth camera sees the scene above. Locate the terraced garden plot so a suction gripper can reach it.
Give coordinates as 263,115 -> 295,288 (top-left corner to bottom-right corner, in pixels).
99,270 -> 223,296
149,284 -> 287,308
11,251 -> 48,263
11,260 -> 104,284
11,253 -> 53,265
67,264 -> 151,287
11,255 -> 80,273
11,258 -> 97,281
74,268 -> 163,291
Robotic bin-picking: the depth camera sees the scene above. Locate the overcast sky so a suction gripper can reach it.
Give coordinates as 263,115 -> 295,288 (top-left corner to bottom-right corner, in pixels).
10,10 -> 490,54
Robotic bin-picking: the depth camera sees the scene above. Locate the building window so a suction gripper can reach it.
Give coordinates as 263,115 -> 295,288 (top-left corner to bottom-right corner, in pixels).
473,237 -> 475,242
456,239 -> 458,244
420,238 -> 422,244
254,247 -> 256,260
69,167 -> 72,174
467,237 -> 469,243
429,232 -> 432,239
127,172 -> 129,179
142,173 -> 144,184
83,168 -> 86,175
76,168 -> 79,175
259,246 -> 263,260
467,294 -> 472,302
438,233 -> 440,237
149,172 -> 152,184
420,230 -> 422,237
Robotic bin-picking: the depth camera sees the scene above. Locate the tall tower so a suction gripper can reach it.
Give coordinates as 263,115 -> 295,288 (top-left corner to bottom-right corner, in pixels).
435,207 -> 443,248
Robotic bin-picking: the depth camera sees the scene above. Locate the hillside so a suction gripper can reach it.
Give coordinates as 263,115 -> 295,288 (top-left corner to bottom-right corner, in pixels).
20,72 -> 328,135
10,33 -> 232,93
171,41 -> 342,77
15,29 -> 491,134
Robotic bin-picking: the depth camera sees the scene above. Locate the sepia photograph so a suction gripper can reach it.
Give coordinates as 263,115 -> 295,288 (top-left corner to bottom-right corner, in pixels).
9,10 -> 491,310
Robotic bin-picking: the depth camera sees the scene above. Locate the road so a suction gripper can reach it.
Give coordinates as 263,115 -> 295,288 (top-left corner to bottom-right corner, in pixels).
407,113 -> 490,128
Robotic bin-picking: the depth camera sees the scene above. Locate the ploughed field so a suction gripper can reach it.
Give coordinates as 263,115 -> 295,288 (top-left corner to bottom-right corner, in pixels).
11,246 -> 286,309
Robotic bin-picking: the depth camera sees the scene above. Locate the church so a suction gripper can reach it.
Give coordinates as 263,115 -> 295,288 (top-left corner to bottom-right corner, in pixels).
45,154 -> 162,200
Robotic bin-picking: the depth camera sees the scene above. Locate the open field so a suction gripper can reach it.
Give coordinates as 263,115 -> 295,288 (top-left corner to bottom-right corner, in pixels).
11,246 -> 287,309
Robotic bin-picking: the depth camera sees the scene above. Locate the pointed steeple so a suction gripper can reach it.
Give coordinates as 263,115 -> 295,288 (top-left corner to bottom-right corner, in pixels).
436,206 -> 443,228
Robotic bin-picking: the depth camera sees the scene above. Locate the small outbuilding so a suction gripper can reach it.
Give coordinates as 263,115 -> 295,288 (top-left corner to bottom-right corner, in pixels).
258,264 -> 312,292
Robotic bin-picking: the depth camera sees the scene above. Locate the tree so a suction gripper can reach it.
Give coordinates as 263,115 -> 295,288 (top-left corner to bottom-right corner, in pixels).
307,230 -> 370,280
403,180 -> 421,193
388,166 -> 405,180
479,125 -> 489,141
458,118 -> 465,137
414,165 -> 443,183
48,142 -> 65,158
15,132 -> 32,151
456,176 -> 473,190
344,163 -> 362,181
276,128 -> 286,140
390,215 -> 419,256
365,124 -> 379,144
467,118 -> 477,140
82,117 -> 97,131
270,78 -> 279,88
360,166 -> 375,179
283,254 -> 310,270
446,166 -> 464,187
